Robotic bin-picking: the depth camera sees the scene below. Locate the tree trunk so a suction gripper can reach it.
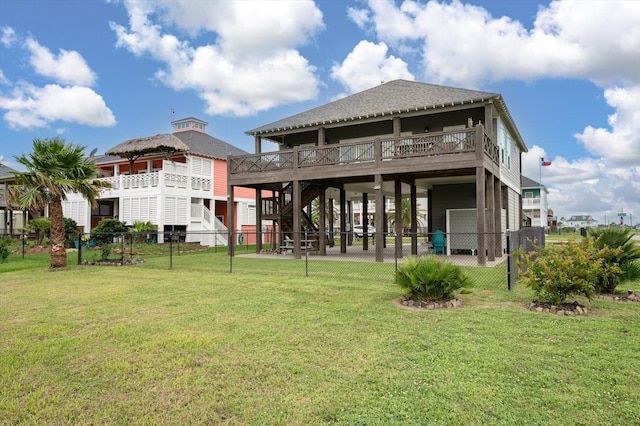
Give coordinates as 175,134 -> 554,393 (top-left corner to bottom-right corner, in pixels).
49,196 -> 67,268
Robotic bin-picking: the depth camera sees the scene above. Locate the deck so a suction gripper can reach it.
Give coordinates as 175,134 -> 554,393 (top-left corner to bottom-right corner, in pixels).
228,127 -> 499,186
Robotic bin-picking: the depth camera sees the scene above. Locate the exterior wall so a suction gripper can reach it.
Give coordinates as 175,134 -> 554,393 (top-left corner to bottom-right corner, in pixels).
506,187 -> 520,231
496,117 -> 521,195
62,193 -> 91,232
431,183 -> 476,231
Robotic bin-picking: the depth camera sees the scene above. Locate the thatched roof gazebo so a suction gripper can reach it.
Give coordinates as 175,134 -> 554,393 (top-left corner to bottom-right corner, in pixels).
105,134 -> 190,173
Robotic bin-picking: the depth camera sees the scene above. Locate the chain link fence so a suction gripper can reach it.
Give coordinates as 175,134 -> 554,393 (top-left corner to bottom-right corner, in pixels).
66,229 -> 526,291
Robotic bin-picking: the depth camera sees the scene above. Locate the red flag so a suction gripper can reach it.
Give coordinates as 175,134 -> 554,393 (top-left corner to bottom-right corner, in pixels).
541,157 -> 552,166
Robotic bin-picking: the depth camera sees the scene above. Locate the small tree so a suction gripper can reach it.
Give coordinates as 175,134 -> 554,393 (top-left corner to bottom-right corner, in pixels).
396,256 -> 472,302
10,137 -> 110,268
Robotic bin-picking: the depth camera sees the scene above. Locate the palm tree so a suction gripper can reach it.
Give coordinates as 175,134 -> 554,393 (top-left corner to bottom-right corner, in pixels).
387,199 -> 425,234
9,137 -> 111,268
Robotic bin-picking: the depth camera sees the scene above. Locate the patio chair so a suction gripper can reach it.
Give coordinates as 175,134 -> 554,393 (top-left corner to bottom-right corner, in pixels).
432,230 -> 446,254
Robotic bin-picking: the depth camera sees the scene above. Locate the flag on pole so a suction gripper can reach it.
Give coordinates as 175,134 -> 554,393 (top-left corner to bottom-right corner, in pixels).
541,157 -> 552,166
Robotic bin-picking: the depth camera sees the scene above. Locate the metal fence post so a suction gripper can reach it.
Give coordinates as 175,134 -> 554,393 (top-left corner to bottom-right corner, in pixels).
169,232 -> 173,269
305,229 -> 309,277
77,233 -> 82,265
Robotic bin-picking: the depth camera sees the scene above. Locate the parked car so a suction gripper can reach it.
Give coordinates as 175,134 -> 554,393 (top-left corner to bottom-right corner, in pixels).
353,225 -> 376,238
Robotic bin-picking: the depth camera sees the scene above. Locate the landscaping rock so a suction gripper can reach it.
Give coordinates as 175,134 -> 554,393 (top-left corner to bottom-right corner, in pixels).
398,296 -> 461,310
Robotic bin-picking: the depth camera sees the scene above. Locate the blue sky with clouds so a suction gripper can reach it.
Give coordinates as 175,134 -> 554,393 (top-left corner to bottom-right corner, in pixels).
1,0 -> 639,225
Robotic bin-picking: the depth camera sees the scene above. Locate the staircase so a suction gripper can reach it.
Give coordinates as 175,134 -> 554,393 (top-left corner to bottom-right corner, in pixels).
274,182 -> 330,248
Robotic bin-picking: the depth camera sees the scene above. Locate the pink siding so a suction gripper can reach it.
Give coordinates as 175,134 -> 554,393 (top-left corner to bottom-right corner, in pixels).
214,158 -> 255,199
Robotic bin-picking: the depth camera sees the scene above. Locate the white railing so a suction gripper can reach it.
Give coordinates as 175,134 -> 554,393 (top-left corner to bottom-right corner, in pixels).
191,176 -> 212,191
522,198 -> 542,208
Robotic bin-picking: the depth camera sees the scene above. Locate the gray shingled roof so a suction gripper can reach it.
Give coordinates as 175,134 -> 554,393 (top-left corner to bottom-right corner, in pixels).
521,176 -> 541,188
0,163 -> 17,180
248,79 -> 499,134
173,130 -> 248,159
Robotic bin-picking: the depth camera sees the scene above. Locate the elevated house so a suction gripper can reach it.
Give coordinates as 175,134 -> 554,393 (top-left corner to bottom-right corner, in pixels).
0,163 -> 30,236
62,117 -> 256,246
521,175 -> 549,229
227,79 -> 528,265
564,215 -> 598,229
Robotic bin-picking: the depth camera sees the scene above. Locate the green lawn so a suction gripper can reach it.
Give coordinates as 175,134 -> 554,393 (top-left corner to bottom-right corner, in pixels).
1,250 -> 639,425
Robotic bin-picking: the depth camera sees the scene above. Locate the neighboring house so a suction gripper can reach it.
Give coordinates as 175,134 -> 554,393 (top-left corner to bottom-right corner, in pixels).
227,79 -> 528,265
564,215 -> 598,228
62,117 -> 256,246
0,163 -> 30,236
521,175 -> 549,229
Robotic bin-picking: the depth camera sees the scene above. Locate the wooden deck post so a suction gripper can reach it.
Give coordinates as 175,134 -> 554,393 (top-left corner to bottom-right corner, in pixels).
410,183 -> 418,255
340,187 -> 347,254
487,173 -> 495,261
476,168 -> 487,266
362,192 -> 369,251
293,179 -> 301,259
494,177 -> 503,256
395,180 -> 403,259
319,187 -> 326,255
375,174 -> 384,262
256,188 -> 262,253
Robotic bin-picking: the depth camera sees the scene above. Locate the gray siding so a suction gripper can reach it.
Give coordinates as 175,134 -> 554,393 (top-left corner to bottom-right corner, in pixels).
432,183 -> 476,231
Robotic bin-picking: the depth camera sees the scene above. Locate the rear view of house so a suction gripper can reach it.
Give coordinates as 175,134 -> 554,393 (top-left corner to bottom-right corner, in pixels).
227,79 -> 528,265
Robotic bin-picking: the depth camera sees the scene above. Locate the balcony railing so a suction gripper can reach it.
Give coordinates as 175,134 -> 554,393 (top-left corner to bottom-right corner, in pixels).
98,170 -> 211,193
230,127 -> 498,175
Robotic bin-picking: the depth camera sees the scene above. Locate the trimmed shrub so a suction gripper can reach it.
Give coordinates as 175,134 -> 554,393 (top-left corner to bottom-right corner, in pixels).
517,238 -> 621,305
91,219 -> 128,246
0,239 -> 9,263
396,256 -> 472,302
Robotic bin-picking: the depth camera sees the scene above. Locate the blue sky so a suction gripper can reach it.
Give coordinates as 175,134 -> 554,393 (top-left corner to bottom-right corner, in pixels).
1,0 -> 639,225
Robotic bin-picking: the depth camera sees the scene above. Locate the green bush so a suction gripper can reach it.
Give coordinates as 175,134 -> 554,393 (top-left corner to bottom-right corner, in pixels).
132,221 -> 158,243
0,239 -> 9,263
588,227 -> 640,293
396,256 -> 472,302
517,238 -> 621,305
26,218 -> 50,245
100,244 -> 112,261
91,219 -> 128,246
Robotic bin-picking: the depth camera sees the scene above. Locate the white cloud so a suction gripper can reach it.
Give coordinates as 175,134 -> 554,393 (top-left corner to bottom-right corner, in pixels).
347,6 -> 370,28
522,146 -> 640,224
110,0 -> 324,116
25,38 -> 96,86
0,70 -> 9,86
1,26 -> 17,48
574,85 -> 640,167
331,40 -> 414,94
356,0 -> 640,88
0,83 -> 116,130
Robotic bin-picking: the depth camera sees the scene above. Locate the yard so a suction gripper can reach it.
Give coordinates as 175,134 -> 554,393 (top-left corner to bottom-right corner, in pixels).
1,249 -> 639,424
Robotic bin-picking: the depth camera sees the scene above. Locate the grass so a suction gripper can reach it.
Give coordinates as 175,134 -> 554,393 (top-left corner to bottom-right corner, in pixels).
1,250 -> 639,424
